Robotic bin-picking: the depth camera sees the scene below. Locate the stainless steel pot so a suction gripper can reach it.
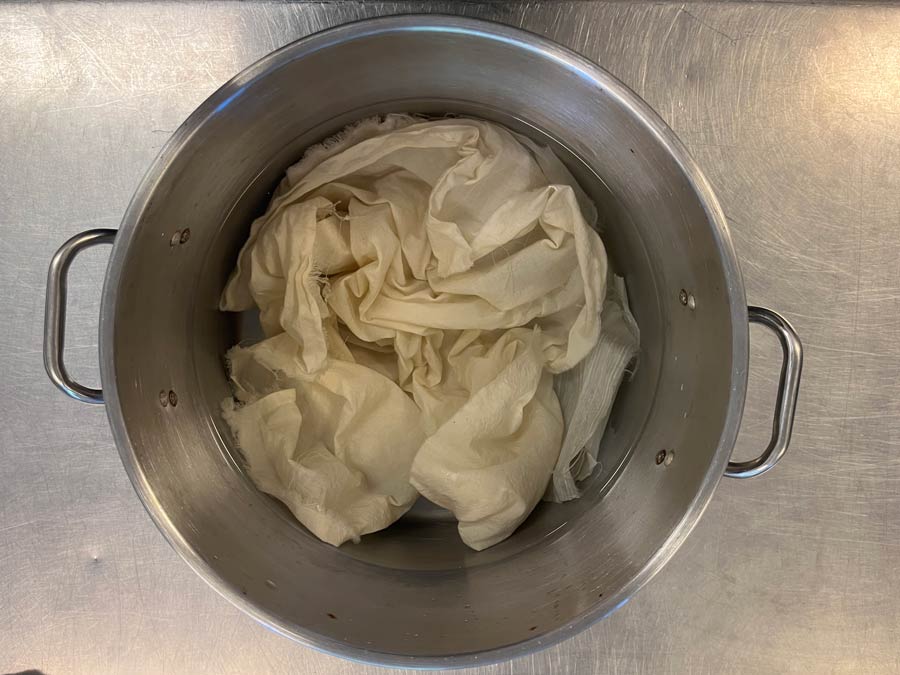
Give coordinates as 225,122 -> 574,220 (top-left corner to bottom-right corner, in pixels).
42,16 -> 802,668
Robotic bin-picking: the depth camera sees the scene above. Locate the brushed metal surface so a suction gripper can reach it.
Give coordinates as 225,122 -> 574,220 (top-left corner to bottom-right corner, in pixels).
94,16 -> 750,666
2,2 -> 898,673
725,307 -> 802,478
44,229 -> 115,404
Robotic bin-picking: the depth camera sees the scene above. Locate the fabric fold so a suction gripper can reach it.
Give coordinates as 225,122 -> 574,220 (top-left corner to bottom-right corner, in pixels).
220,114 -> 638,549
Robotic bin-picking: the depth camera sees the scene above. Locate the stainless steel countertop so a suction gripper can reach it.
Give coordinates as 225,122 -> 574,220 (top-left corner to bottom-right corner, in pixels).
2,2 -> 899,673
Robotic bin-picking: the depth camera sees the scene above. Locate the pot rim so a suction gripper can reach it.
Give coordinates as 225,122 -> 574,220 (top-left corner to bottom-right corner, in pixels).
99,14 -> 748,669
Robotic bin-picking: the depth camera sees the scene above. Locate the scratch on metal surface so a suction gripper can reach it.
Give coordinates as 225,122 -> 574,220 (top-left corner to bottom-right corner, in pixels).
0,520 -> 38,535
678,4 -> 738,44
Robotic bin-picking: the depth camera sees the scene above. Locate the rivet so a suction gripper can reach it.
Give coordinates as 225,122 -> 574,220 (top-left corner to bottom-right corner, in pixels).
159,390 -> 169,407
655,449 -> 667,465
168,390 -> 178,407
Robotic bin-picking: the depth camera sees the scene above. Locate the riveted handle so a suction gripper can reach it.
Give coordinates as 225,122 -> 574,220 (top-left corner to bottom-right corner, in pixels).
725,306 -> 803,478
43,229 -> 116,404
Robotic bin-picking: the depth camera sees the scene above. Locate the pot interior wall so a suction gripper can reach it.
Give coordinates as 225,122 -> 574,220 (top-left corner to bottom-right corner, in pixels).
107,22 -> 740,662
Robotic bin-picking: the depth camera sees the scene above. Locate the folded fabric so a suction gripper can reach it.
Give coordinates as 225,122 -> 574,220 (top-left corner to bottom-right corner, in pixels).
220,114 -> 638,550
223,333 -> 424,546
547,275 -> 640,502
409,327 -> 564,550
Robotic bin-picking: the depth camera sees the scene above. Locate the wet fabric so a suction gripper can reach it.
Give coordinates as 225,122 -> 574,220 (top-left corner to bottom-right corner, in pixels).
220,115 -> 638,550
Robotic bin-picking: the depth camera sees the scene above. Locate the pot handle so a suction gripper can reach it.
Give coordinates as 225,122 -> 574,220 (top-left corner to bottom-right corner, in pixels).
43,228 -> 117,404
725,306 -> 803,478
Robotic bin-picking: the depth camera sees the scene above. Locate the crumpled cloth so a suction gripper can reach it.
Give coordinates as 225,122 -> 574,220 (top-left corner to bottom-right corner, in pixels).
549,275 -> 640,502
220,114 -> 638,550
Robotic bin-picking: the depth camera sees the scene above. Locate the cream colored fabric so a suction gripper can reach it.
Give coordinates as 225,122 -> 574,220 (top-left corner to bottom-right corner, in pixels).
548,275 -> 640,502
223,333 -> 423,546
220,114 -> 637,550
